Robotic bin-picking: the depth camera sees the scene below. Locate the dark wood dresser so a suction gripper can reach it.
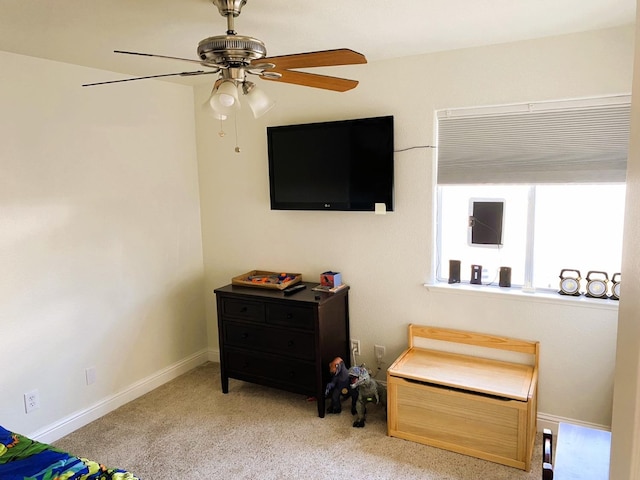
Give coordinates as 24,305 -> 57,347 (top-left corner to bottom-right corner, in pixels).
214,282 -> 350,417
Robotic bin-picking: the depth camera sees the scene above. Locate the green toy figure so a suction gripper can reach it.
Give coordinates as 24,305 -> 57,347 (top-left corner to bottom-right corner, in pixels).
348,365 -> 387,427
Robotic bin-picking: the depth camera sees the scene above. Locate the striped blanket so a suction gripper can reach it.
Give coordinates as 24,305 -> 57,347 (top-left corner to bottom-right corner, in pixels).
0,425 -> 138,480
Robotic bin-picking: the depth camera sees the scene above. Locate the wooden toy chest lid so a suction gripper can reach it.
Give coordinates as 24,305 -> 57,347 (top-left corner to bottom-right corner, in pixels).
388,347 -> 535,402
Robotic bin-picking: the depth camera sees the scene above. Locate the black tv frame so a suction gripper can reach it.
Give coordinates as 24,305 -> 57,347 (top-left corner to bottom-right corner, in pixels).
267,115 -> 394,212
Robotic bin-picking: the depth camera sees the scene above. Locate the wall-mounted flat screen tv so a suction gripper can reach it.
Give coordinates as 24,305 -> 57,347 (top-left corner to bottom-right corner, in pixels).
267,115 -> 394,211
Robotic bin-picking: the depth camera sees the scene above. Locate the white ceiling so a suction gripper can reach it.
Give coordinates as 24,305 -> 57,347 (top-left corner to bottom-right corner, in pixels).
0,0 -> 636,86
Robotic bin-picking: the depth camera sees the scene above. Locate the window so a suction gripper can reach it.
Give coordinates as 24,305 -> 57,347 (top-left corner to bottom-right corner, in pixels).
435,96 -> 630,293
437,183 -> 626,290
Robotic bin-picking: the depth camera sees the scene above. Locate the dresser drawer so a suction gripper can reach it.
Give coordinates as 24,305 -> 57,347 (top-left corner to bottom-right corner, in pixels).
225,349 -> 316,392
223,321 -> 315,361
266,303 -> 314,330
220,297 -> 264,322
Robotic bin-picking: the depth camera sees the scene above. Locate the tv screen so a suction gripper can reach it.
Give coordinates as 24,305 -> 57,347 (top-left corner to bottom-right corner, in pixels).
267,115 -> 394,211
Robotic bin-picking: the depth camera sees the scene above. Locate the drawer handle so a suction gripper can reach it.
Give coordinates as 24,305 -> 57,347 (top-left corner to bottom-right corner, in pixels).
288,370 -> 296,378
240,306 -> 248,313
286,313 -> 293,319
287,340 -> 294,347
241,332 -> 249,339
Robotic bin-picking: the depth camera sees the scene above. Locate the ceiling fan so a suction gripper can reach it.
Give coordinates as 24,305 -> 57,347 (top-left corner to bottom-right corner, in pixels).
83,0 -> 367,118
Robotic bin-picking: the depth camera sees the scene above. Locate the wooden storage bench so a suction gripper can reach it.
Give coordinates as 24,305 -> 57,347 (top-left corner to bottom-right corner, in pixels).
387,324 -> 539,471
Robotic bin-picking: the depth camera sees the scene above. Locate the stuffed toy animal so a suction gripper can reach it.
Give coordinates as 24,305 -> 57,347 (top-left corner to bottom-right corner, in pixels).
324,357 -> 357,414
348,365 -> 387,427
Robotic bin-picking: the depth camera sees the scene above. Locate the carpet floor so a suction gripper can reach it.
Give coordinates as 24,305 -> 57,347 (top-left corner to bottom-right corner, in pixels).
54,362 -> 544,479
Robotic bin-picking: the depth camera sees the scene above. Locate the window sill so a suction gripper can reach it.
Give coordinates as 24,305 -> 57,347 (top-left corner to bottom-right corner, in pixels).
424,282 -> 619,311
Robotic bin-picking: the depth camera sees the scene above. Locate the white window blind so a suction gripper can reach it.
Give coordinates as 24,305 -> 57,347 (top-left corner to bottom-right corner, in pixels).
437,95 -> 631,184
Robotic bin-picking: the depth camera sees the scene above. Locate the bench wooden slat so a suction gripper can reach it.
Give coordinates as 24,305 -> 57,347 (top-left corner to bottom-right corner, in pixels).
409,324 -> 539,355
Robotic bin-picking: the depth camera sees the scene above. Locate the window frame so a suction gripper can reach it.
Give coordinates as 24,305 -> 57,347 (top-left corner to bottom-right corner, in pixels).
432,95 -> 630,302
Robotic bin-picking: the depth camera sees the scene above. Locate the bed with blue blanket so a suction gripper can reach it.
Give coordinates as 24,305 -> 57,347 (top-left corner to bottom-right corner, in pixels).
0,425 -> 138,480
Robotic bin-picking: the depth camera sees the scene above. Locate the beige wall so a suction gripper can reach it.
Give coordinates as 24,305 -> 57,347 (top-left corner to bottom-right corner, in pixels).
0,51 -> 207,438
196,25 -> 634,428
610,4 -> 640,478
1,22 -> 635,445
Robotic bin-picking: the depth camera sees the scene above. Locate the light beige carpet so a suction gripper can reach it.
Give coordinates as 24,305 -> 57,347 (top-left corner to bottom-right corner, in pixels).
55,362 -> 544,479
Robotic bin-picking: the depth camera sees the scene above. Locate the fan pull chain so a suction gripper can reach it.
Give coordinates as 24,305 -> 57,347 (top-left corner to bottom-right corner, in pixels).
218,117 -> 225,137
234,115 -> 241,153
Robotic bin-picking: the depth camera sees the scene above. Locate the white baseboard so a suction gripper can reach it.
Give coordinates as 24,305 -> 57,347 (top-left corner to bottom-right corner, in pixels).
207,347 -> 220,363
30,349 -> 213,444
537,411 -> 611,434
28,348 -> 608,444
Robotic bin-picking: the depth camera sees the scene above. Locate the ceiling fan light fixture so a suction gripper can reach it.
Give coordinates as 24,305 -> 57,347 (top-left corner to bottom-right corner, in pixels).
210,80 -> 240,114
242,81 -> 275,118
201,100 -> 228,120
88,1 -> 367,129
202,85 -> 228,120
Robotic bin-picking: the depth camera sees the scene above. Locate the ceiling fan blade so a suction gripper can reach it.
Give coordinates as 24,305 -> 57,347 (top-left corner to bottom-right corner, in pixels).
254,49 -> 366,70
82,70 -> 218,87
262,70 -> 359,92
114,50 -> 222,68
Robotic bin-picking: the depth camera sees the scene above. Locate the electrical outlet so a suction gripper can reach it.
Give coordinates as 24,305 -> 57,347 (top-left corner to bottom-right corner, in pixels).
86,366 -> 97,385
351,339 -> 361,356
374,344 -> 386,361
24,389 -> 40,414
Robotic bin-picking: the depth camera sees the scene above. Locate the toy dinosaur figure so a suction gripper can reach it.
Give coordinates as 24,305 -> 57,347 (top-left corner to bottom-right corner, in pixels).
348,365 -> 387,427
324,357 -> 357,414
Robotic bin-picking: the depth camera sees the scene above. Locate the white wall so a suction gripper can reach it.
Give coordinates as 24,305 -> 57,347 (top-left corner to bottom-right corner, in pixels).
0,52 -> 207,438
196,25 -> 634,428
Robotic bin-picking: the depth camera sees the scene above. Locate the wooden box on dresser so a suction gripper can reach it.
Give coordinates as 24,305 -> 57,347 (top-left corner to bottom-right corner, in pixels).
214,282 -> 350,417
